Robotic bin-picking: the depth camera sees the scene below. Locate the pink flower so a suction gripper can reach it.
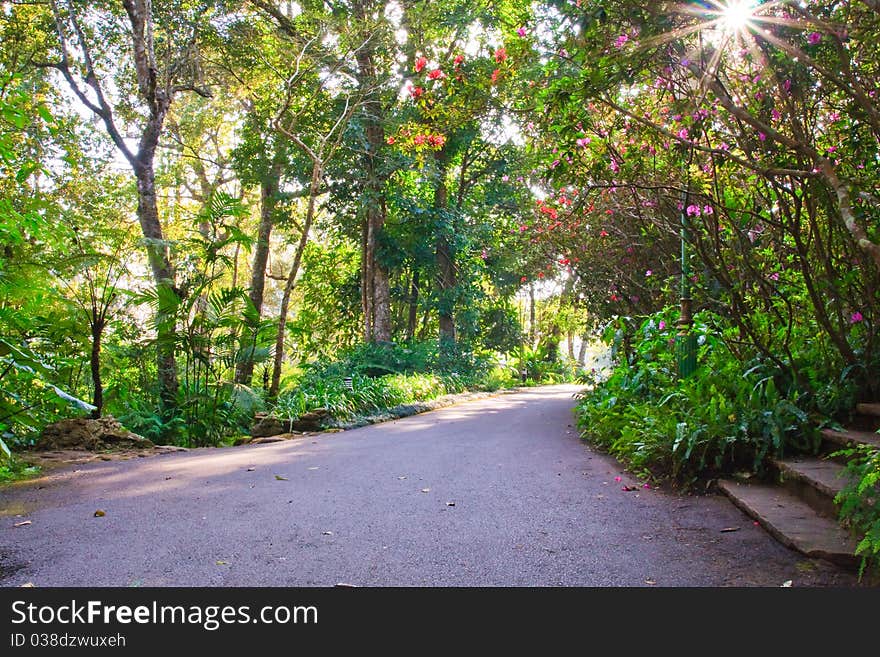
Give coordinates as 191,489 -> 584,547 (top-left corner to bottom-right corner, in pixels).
758,132 -> 767,141
645,270 -> 653,277
686,204 -> 701,217
658,320 -> 666,330
576,137 -> 591,147
807,31 -> 822,45
677,128 -> 689,140
494,47 -> 507,63
414,56 -> 428,73
614,34 -> 629,49
517,27 -> 528,37
703,205 -> 714,215
643,483 -> 650,489
769,272 -> 780,281
614,476 -> 622,482
851,311 -> 864,324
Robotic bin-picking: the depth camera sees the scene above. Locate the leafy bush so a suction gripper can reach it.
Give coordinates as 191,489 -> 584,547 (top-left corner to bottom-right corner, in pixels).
575,309 -> 824,484
834,444 -> 880,577
273,371 -> 464,425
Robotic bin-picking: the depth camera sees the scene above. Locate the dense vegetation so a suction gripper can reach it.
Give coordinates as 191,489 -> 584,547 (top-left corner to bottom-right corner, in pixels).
1,1 -> 878,560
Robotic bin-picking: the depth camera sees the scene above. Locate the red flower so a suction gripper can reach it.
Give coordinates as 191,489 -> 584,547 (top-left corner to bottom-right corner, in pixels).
427,134 -> 446,147
490,68 -> 500,84
428,69 -> 443,80
386,136 -> 396,145
454,54 -> 464,66
414,56 -> 427,73
410,86 -> 425,99
494,47 -> 507,63
537,272 -> 545,278
413,134 -> 426,145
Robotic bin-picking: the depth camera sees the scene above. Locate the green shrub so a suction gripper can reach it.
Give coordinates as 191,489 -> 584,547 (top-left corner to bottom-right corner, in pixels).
834,444 -> 880,577
575,309 -> 825,484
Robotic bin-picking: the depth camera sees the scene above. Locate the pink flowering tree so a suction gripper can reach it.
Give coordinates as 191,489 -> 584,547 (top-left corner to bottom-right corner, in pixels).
527,0 -> 879,393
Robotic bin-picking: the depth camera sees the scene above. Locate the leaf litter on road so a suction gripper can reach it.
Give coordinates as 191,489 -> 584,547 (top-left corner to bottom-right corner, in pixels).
13,520 -> 31,527
274,475 -> 288,481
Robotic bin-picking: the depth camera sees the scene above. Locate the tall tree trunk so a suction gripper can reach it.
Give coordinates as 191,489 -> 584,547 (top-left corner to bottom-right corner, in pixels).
134,164 -> 179,413
89,320 -> 104,419
407,268 -> 420,341
577,334 -> 588,366
235,157 -> 283,385
269,166 -> 321,399
529,283 -> 536,347
354,1 -> 391,343
434,151 -> 455,346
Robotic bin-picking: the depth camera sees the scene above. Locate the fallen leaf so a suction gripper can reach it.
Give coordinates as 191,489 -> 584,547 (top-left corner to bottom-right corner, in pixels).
274,475 -> 288,481
322,531 -> 333,536
446,501 -> 456,507
93,510 -> 105,517
19,582 -> 35,588
13,520 -> 31,527
421,488 -> 430,493
621,485 -> 638,491
216,560 -> 228,566
614,476 -> 622,482
720,527 -> 740,533
334,582 -> 357,587
596,494 -> 605,500
645,579 -> 656,585
781,580 -> 793,587
307,467 -> 319,471
398,475 -> 407,480
247,467 -> 256,472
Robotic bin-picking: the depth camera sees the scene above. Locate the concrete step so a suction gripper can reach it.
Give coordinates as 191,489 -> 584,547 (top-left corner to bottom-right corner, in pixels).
856,402 -> 880,419
853,403 -> 880,432
771,456 -> 852,518
820,427 -> 880,451
717,479 -> 859,568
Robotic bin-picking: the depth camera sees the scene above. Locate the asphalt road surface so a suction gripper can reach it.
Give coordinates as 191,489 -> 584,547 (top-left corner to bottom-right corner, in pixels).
0,385 -> 858,587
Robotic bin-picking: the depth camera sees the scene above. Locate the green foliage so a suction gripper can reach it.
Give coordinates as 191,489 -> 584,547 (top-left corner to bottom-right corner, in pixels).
834,444 -> 880,577
0,456 -> 41,484
508,343 -> 578,385
274,371 -> 464,426
576,310 -> 825,484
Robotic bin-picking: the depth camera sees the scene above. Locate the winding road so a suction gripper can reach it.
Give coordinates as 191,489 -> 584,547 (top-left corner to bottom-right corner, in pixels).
0,385 -> 857,586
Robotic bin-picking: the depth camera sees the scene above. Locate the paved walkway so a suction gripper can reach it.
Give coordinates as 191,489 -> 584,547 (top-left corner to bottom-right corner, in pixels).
0,385 -> 857,586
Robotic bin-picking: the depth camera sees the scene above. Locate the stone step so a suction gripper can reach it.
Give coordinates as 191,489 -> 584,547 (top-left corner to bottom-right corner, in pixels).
717,479 -> 859,568
820,427 -> 880,451
771,456 -> 852,518
856,402 -> 880,419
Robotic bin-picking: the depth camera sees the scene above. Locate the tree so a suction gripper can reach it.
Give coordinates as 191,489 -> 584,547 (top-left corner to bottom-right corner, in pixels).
40,0 -> 215,418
